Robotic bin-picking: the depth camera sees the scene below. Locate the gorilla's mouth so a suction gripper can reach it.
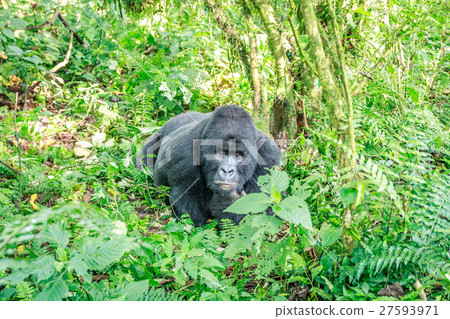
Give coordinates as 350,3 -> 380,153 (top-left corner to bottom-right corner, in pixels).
214,181 -> 237,191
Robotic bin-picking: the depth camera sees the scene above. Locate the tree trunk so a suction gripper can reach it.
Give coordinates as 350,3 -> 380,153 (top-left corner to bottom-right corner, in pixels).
242,0 -> 262,113
204,0 -> 251,79
251,0 -> 297,138
299,0 -> 345,130
299,0 -> 356,252
327,0 -> 356,154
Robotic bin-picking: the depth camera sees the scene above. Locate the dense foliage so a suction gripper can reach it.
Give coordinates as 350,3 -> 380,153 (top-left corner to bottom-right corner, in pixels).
0,0 -> 448,301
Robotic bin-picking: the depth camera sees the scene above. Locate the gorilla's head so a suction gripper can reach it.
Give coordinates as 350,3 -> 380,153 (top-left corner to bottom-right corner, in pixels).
201,105 -> 258,196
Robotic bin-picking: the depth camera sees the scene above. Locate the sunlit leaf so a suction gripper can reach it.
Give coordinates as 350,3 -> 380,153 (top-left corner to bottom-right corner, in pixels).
225,193 -> 270,214
340,188 -> 357,208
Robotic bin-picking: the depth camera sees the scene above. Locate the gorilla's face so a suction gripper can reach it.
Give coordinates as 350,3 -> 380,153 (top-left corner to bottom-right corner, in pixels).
199,107 -> 259,196
212,140 -> 247,191
201,138 -> 257,196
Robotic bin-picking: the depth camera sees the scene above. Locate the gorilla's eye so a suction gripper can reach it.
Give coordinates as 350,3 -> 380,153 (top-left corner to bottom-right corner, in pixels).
235,152 -> 245,163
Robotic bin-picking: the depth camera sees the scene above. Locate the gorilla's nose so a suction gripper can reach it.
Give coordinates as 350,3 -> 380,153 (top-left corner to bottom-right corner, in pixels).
219,165 -> 235,179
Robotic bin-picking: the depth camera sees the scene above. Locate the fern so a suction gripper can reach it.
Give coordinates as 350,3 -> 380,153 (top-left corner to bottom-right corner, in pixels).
355,242 -> 450,282
144,287 -> 184,301
356,154 -> 403,212
219,219 -> 237,243
16,282 -> 34,301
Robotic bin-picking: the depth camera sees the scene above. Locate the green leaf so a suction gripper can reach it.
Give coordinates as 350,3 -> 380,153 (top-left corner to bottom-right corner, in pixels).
311,265 -> 323,278
406,87 -> 419,104
80,238 -> 130,271
68,255 -> 91,282
0,270 -> 31,285
181,237 -> 189,254
82,73 -> 96,81
30,255 -> 56,282
3,29 -> 15,39
0,259 -> 28,271
147,33 -> 157,45
23,55 -> 43,65
355,182 -> 365,207
34,274 -> 68,301
387,64 -> 395,74
298,35 -> 309,45
10,18 -> 29,30
184,259 -> 198,279
117,280 -> 149,301
0,288 -> 15,301
251,214 -> 283,235
289,252 -> 306,269
200,255 -> 223,269
295,188 -> 312,201
7,45 -> 23,56
85,26 -> 97,42
107,59 -> 118,70
259,168 -> 289,194
164,237 -> 174,258
275,196 -> 312,228
354,7 -> 371,16
271,188 -> 282,202
271,169 -> 289,192
199,269 -> 221,289
319,223 -> 342,247
39,223 -> 70,248
340,187 -> 358,208
362,282 -> 370,295
225,193 -> 270,214
344,226 -> 361,241
187,248 -> 204,257
174,269 -> 187,285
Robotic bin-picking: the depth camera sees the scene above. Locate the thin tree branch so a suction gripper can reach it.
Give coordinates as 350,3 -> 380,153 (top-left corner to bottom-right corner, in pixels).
351,47 -> 393,96
21,31 -> 74,98
50,31 -> 74,73
0,159 -> 21,175
14,93 -> 22,213
25,9 -> 83,44
56,11 -> 83,44
25,9 -> 58,30
25,21 -> 51,30
287,6 -> 317,76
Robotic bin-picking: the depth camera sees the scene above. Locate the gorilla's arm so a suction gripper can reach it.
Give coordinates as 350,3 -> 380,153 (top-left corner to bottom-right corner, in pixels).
171,185 -> 211,226
210,191 -> 246,225
153,117 -> 214,225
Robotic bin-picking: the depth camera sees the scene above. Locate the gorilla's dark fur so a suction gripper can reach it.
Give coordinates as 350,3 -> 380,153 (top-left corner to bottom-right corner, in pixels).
136,105 -> 280,226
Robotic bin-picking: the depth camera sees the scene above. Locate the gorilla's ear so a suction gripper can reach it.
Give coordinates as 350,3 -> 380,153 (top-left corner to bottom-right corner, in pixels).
244,130 -> 281,193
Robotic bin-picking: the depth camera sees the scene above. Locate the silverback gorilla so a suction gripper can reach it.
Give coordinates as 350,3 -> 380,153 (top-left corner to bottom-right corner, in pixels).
136,105 -> 280,226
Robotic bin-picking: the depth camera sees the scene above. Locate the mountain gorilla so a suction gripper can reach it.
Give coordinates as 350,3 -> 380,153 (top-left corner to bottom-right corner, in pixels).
136,105 -> 280,226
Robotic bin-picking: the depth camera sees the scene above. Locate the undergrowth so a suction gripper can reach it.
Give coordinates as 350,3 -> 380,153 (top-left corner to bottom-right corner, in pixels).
0,0 -> 449,301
